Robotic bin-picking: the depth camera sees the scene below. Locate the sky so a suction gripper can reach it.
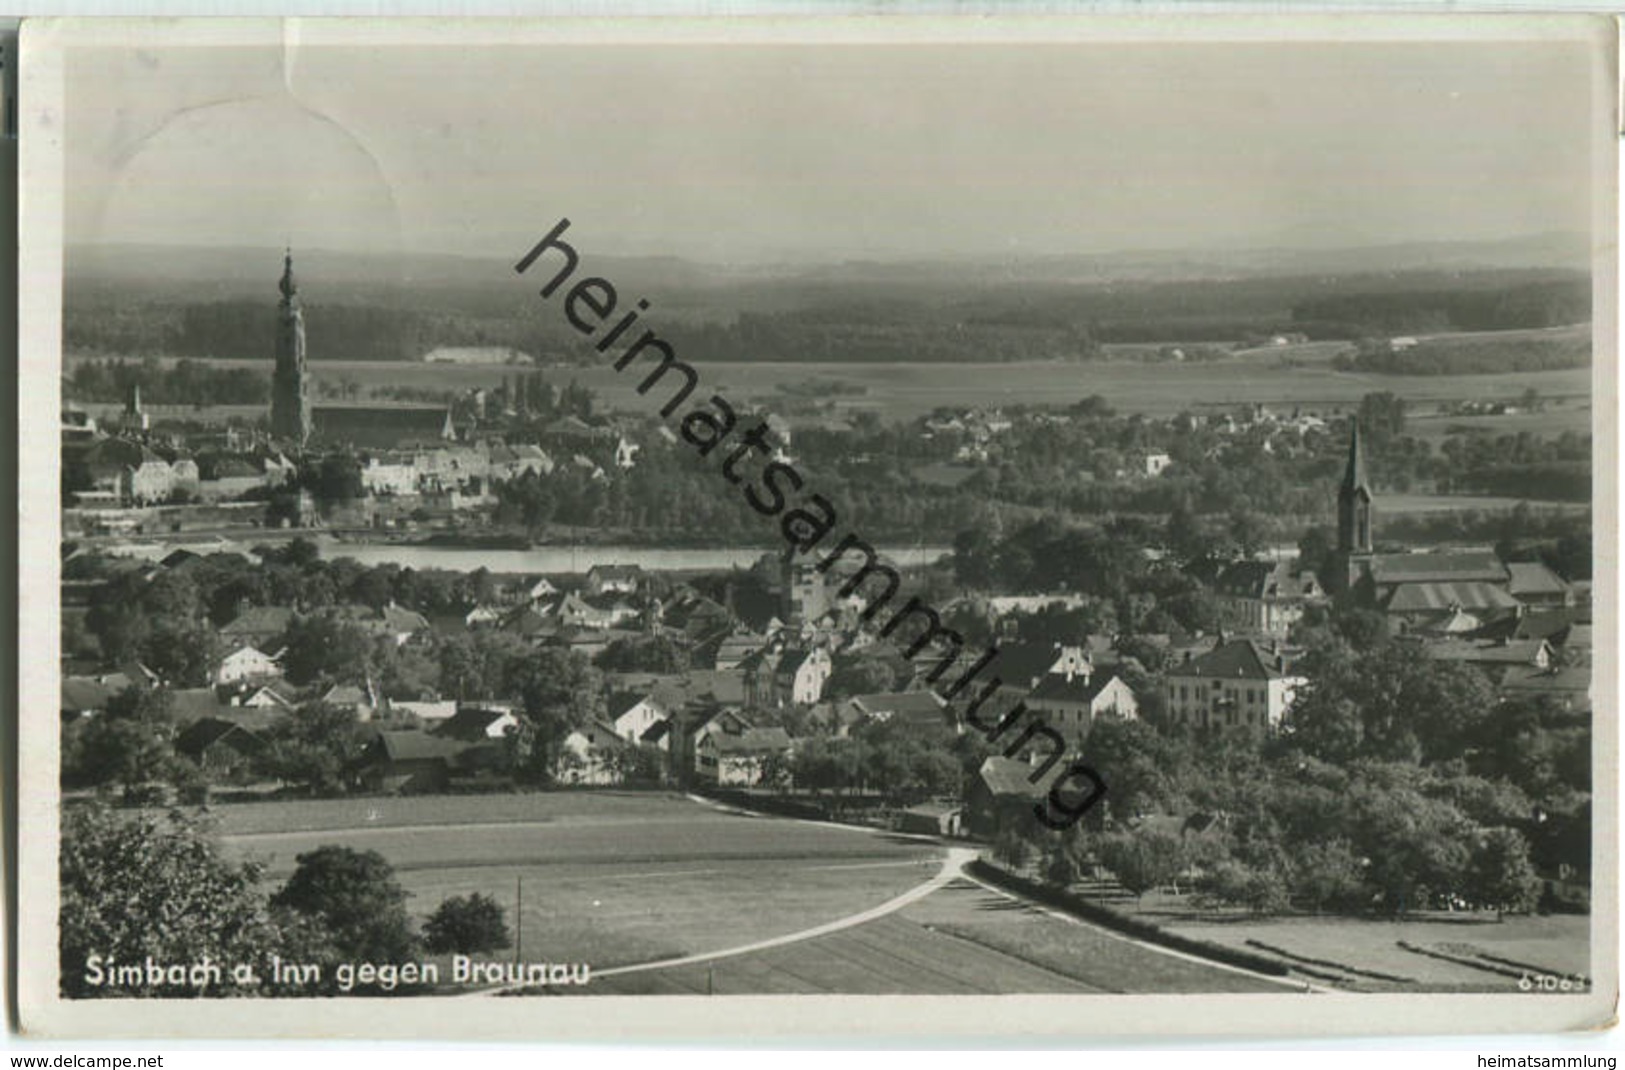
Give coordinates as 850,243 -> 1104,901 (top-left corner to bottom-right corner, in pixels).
63,29 -> 1607,263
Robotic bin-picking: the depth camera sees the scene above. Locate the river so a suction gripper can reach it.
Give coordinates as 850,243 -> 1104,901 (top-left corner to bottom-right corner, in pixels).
314,540 -> 951,574
106,535 -> 951,575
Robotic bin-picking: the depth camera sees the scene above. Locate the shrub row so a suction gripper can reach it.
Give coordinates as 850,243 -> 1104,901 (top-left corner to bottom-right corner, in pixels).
700,788 -> 834,823
965,859 -> 1290,978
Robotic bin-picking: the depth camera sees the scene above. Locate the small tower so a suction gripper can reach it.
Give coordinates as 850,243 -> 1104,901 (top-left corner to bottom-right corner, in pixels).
270,249 -> 313,446
125,381 -> 148,432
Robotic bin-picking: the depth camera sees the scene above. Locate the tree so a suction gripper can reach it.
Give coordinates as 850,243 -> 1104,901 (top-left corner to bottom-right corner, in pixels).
63,689 -> 189,801
280,615 -> 376,686
60,805 -> 278,997
1099,830 -> 1185,900
1357,392 -> 1407,449
270,846 -> 420,964
1466,828 -> 1541,919
263,703 -> 368,795
594,635 -> 688,673
507,648 -> 603,781
423,893 -> 513,955
1289,839 -> 1367,913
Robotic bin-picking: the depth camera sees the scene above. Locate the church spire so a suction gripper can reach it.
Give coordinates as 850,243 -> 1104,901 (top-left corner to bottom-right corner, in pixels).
1340,420 -> 1370,497
1337,420 -> 1374,554
279,248 -> 299,303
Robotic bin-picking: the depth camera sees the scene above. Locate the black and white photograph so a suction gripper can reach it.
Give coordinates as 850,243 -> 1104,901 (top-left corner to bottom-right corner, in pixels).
15,15 -> 1618,1040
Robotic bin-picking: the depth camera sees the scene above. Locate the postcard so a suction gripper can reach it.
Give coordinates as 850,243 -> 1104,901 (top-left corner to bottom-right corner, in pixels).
16,14 -> 1617,1040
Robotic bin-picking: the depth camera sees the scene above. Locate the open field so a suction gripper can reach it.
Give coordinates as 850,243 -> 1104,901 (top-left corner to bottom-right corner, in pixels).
209,792 -> 1287,994
66,354 -> 1591,425
1162,913 -> 1590,994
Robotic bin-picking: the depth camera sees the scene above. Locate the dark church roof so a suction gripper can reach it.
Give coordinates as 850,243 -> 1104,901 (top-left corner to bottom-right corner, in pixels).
311,405 -> 454,450
1367,551 -> 1508,586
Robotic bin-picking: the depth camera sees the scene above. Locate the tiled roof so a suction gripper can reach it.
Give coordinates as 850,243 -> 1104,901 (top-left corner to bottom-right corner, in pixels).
709,726 -> 792,754
1213,559 -> 1321,601
978,755 -> 1069,798
312,405 -> 453,450
1506,562 -> 1571,597
1170,639 -> 1296,682
1368,551 -> 1508,585
1385,581 -> 1521,614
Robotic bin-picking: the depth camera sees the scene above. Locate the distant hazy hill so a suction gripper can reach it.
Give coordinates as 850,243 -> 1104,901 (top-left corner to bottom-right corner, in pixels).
67,230 -> 1590,297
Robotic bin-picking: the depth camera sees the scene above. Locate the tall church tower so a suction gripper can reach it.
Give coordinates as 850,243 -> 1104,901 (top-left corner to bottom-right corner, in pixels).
1337,421 -> 1374,554
1331,421 -> 1375,597
270,250 -> 312,445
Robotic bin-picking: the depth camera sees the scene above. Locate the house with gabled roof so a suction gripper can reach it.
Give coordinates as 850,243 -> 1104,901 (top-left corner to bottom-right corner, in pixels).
844,691 -> 950,733
219,605 -> 297,649
607,690 -> 672,746
587,563 -> 645,596
1164,639 -> 1304,734
176,718 -> 268,781
1506,561 -> 1574,607
349,729 -> 468,794
966,756 -> 1073,838
986,641 -> 1093,691
1023,671 -> 1139,743
215,644 -> 282,686
696,725 -> 793,787
773,646 -> 831,707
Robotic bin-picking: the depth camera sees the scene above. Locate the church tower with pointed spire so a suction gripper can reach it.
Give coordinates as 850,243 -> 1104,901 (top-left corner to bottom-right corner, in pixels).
1337,421 -> 1374,554
1329,420 -> 1376,597
270,249 -> 312,445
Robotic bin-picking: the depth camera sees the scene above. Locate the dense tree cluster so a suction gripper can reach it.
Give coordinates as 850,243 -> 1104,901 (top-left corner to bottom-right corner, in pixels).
65,357 -> 269,407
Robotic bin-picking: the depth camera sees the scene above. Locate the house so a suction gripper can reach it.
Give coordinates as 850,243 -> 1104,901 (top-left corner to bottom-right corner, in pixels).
1424,638 -> 1553,671
1022,671 -> 1139,743
61,676 -> 125,722
320,682 -> 380,721
379,604 -> 432,645
608,691 -> 672,745
711,629 -> 766,672
239,680 -> 300,710
1212,559 -> 1325,638
431,706 -> 520,742
560,718 -> 632,785
175,718 -> 267,781
167,687 -> 227,727
695,726 -> 793,786
1141,451 -> 1173,478
586,564 -> 644,596
520,577 -> 559,602
1506,562 -> 1574,607
965,756 -> 1071,839
350,730 -> 468,794
388,699 -> 460,725
1164,639 -> 1304,734
219,606 -> 297,650
1499,665 -> 1592,713
773,646 -> 832,706
360,455 -> 420,497
844,691 -> 950,733
215,644 -> 282,686
988,642 -> 1093,691
679,706 -> 756,782
550,592 -> 617,631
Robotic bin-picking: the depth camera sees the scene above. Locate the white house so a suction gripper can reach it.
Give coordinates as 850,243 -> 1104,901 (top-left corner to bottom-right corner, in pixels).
215,644 -> 282,686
